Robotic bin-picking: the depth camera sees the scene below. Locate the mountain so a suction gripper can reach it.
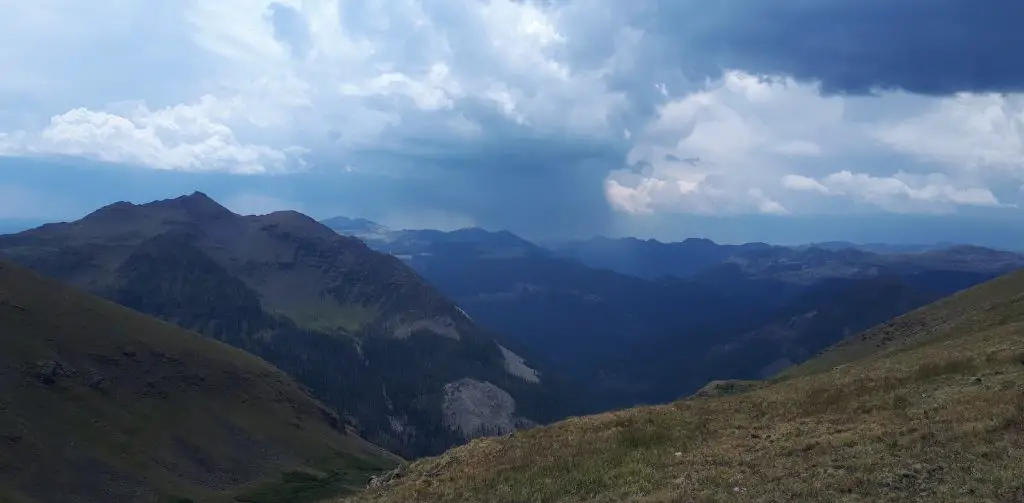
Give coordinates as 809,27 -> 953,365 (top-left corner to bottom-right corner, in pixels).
324,221 -> 759,406
348,270 -> 1024,503
551,236 -> 753,279
0,258 -> 398,503
0,193 -> 575,459
614,270 -> 998,405
325,219 -> 1013,410
800,241 -> 960,254
556,236 -> 1024,283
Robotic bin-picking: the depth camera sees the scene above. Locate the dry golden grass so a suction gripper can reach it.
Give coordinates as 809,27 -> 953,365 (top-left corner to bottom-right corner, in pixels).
345,272 -> 1024,503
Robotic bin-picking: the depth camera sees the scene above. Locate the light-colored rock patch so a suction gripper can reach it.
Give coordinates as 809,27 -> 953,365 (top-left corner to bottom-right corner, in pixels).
498,345 -> 541,383
392,316 -> 460,340
388,415 -> 413,436
441,378 -> 519,438
455,305 -> 473,321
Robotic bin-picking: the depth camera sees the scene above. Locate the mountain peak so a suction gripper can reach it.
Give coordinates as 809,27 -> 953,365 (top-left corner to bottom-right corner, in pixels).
153,191 -> 233,217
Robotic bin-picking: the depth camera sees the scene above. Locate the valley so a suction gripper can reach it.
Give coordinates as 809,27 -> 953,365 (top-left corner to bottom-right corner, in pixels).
324,217 -> 1018,409
348,269 -> 1024,502
2,194 -> 1022,502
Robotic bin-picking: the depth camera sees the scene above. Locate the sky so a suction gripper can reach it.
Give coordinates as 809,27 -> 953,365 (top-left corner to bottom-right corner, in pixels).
2,0 -> 1024,246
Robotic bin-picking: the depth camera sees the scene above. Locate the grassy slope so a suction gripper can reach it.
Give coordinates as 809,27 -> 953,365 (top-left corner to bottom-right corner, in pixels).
347,271 -> 1024,503
781,269 -> 1024,378
0,259 -> 399,503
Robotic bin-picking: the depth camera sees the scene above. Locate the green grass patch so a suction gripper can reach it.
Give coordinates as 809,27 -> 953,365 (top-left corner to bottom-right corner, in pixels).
287,304 -> 380,334
233,450 -> 395,503
234,470 -> 362,503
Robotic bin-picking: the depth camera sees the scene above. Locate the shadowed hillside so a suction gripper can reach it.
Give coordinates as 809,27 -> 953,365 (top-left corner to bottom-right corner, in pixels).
0,259 -> 398,503
0,193 -> 577,459
346,270 -> 1024,503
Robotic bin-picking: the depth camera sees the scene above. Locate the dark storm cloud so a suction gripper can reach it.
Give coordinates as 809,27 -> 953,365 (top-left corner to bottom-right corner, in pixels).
644,0 -> 1024,95
6,0 -> 1024,244
337,135 -> 625,239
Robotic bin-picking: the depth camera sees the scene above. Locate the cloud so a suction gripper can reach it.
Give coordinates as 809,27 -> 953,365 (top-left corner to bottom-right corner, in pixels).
2,0 -> 1024,240
781,174 -> 829,194
605,69 -> 1024,218
605,71 -> 840,215
2,99 -> 302,174
872,93 -> 1024,175
644,0 -> 1024,95
783,171 -> 1003,213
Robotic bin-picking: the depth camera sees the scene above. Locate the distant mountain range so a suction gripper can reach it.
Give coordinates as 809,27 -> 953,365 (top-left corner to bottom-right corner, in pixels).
4,198 -> 1024,502
4,199 -> 1020,454
323,217 -> 1024,408
0,193 -> 577,459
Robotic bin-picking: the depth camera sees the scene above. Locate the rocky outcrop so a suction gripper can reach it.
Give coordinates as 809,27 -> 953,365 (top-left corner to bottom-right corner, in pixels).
441,378 -> 521,438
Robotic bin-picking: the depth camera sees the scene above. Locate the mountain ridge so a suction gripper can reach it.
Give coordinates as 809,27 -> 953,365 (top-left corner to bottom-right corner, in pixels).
323,216 -> 1017,409
0,194 -> 576,459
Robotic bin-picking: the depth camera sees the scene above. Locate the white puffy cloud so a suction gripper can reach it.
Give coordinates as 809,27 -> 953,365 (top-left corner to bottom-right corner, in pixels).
2,98 -> 300,174
783,171 -> 1002,213
607,69 -> 1024,216
605,71 -> 844,215
872,93 -> 1024,175
0,0 -> 631,172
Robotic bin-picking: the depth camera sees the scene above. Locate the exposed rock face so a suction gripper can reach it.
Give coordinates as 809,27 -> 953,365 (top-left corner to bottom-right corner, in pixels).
442,378 -> 519,437
34,359 -> 75,385
498,345 -> 541,383
689,380 -> 764,399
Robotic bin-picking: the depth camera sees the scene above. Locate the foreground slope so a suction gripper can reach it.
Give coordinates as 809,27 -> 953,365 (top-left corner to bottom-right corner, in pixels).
349,271 -> 1024,503
0,193 -> 571,458
0,259 -> 397,503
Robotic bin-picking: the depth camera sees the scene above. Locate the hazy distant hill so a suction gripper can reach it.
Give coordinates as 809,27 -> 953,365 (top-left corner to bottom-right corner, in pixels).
556,236 -> 1024,282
